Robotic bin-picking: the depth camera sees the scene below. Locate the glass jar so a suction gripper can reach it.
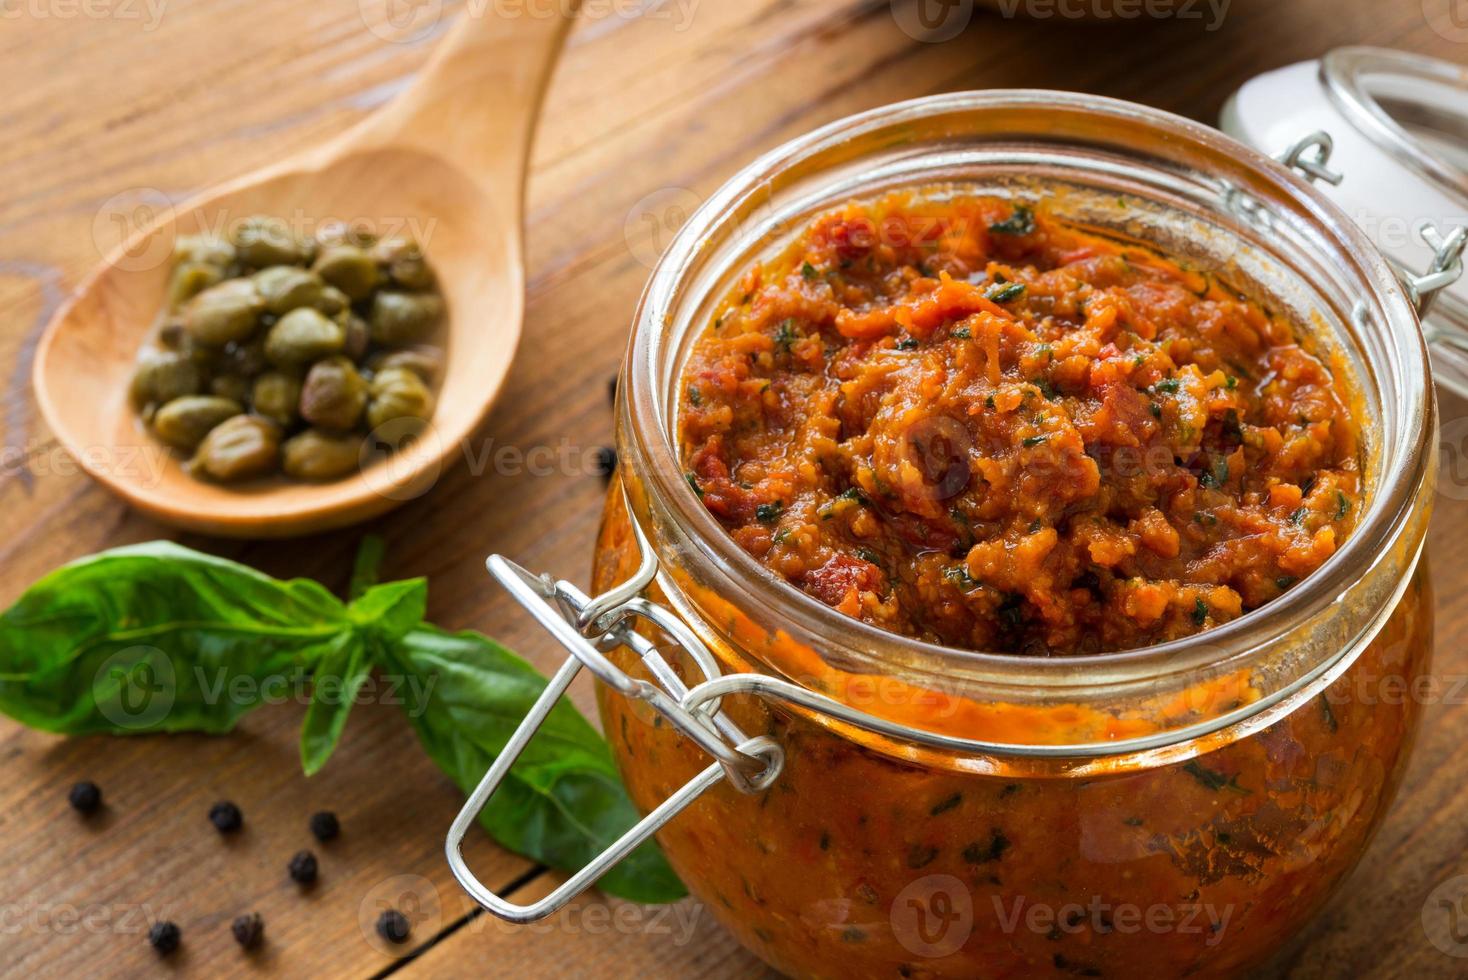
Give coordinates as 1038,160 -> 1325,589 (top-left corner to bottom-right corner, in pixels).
454,91 -> 1442,979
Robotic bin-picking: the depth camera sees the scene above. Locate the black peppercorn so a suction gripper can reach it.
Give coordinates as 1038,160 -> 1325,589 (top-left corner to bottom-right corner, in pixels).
209,800 -> 243,833
288,849 -> 318,885
148,921 -> 181,956
377,909 -> 411,945
593,446 -> 617,481
308,811 -> 340,842
68,781 -> 102,815
231,912 -> 264,950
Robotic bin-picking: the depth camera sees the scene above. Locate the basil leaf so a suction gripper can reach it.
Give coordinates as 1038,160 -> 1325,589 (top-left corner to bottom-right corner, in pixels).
349,534 -> 387,601
300,578 -> 428,775
348,578 -> 427,642
0,542 -> 350,735
298,632 -> 370,777
381,625 -> 686,904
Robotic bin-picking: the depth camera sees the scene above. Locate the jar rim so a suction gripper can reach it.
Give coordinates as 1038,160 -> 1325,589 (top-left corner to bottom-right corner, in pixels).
621,89 -> 1434,702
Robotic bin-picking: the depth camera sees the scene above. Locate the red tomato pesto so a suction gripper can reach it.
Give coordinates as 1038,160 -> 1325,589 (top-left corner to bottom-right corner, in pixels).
678,193 -> 1361,655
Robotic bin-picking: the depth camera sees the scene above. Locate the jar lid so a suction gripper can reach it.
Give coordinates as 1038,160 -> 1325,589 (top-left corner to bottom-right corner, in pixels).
1222,46 -> 1468,395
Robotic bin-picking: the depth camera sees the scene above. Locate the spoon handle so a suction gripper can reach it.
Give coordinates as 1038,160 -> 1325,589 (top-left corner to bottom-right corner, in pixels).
342,1 -> 581,206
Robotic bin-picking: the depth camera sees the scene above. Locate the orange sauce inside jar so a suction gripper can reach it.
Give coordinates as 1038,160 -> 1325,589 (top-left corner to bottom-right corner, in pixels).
594,486 -> 1431,979
678,193 -> 1360,657
591,193 -> 1431,977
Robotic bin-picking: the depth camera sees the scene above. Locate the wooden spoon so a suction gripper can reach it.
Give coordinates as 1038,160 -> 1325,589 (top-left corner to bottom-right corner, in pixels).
32,4 -> 577,538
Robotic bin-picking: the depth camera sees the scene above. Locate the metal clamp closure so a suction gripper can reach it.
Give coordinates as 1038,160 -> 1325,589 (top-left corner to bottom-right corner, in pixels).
444,508 -> 783,924
1275,130 -> 1465,320
1277,131 -> 1344,186
1406,223 -> 1467,320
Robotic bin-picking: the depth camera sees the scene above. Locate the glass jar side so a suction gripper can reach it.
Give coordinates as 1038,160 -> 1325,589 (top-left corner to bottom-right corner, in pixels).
592,477 -> 1434,980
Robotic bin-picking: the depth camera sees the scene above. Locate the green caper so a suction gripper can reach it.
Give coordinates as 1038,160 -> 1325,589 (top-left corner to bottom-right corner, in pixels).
166,262 -> 225,312
369,291 -> 443,346
173,234 -> 235,267
232,216 -> 308,268
209,374 -> 251,403
188,415 -> 280,482
221,338 -> 268,377
343,314 -> 370,362
129,349 -> 204,408
368,345 -> 443,384
151,395 -> 242,451
251,370 -> 303,427
281,429 -> 363,481
366,366 -> 436,431
372,238 -> 435,291
312,285 -> 350,317
314,223 -> 376,251
264,308 -> 345,366
313,245 -> 379,301
300,356 -> 368,431
253,266 -> 324,315
183,279 -> 263,346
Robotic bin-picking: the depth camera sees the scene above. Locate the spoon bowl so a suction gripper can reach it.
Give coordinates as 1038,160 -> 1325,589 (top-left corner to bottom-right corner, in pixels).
33,8 -> 574,537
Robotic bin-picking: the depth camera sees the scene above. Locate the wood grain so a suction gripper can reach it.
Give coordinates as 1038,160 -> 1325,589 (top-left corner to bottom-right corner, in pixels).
2,0 -> 1467,976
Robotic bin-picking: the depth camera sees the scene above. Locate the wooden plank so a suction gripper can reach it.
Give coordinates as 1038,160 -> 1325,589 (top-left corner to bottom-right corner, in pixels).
2,0 -> 1467,975
396,873 -> 779,979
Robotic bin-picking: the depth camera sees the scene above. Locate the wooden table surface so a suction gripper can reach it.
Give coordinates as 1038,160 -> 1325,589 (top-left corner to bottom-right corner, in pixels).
3,1 -> 1467,976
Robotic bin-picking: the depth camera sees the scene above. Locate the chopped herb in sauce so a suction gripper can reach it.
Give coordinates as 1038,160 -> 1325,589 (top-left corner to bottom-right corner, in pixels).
989,205 -> 1035,236
985,281 -> 1027,303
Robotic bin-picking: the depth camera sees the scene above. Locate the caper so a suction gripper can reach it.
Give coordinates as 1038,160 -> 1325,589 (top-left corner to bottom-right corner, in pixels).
210,374 -> 251,403
151,396 -> 243,451
251,370 -> 303,428
253,266 -> 324,315
264,308 -> 345,366
342,314 -> 369,362
300,356 -> 368,431
129,350 -> 204,409
166,261 -> 225,312
313,245 -> 379,302
314,223 -> 376,251
232,216 -> 308,268
281,429 -> 362,481
221,338 -> 268,378
369,291 -> 443,346
372,238 -> 435,291
366,366 -> 436,432
183,279 -> 263,346
188,415 -> 280,482
157,321 -> 188,350
368,345 -> 443,384
313,285 -> 350,317
173,234 -> 235,267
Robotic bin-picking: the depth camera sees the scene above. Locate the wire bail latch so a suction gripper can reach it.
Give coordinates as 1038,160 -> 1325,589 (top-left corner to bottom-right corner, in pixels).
444,511 -> 783,924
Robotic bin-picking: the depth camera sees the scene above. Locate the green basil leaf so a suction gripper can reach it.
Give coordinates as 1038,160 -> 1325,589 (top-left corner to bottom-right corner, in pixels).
301,577 -> 428,775
0,542 -> 350,735
348,578 -> 428,642
298,632 -> 371,777
349,535 -> 387,601
381,625 -> 686,904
